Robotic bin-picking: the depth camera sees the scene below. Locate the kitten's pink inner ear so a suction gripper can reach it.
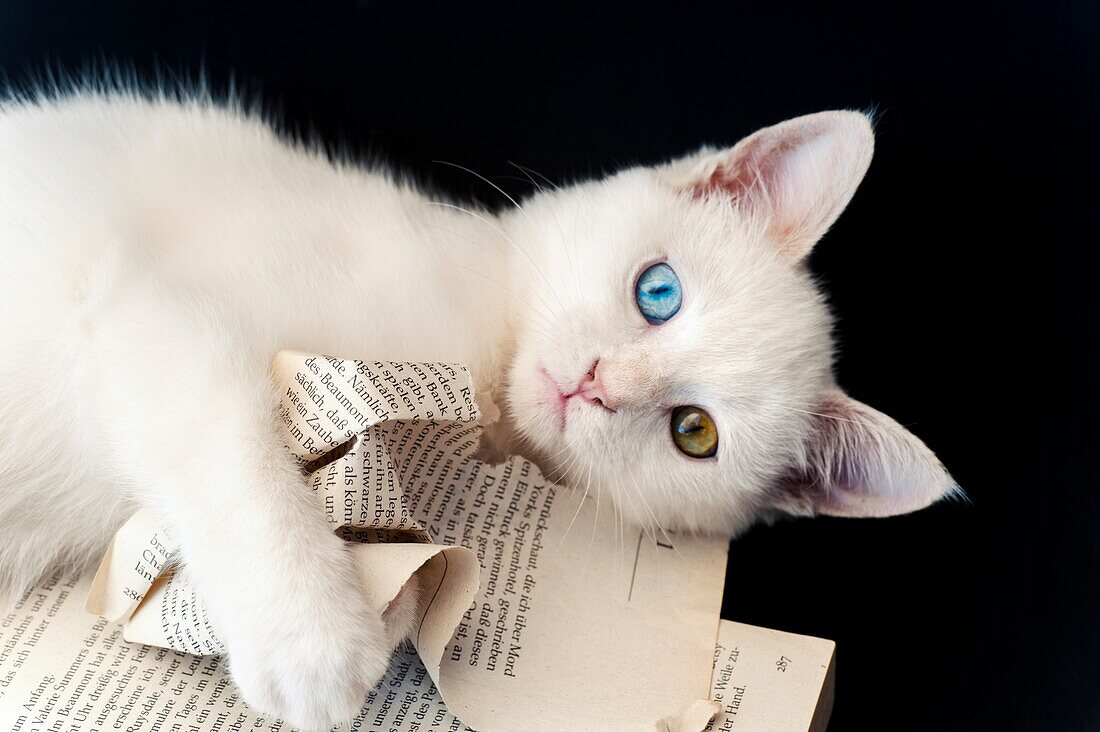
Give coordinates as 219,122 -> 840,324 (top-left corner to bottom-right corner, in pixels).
777,390 -> 958,518
690,111 -> 875,261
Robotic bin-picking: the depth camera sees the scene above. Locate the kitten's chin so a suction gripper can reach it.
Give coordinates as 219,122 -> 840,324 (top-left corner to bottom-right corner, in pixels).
500,360 -> 566,453
478,374 -> 562,481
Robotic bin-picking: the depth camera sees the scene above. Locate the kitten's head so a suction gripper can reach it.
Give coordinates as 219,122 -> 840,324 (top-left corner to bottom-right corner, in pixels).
503,111 -> 956,536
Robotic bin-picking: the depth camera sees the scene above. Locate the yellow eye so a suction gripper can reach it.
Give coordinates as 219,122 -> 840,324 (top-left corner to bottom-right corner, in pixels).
670,406 -> 718,458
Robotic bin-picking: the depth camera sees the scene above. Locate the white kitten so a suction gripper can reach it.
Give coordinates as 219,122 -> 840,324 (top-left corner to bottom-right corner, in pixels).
0,90 -> 955,729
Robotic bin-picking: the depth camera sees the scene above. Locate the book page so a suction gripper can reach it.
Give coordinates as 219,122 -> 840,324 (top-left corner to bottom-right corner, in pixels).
81,350 -> 729,730
1,573 -> 831,732
3,567 -> 477,732
706,621 -> 835,732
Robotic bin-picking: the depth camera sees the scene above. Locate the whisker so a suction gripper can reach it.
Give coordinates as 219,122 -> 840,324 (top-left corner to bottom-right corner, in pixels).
541,443 -> 576,464
507,162 -> 580,302
628,477 -> 683,560
427,200 -> 563,318
586,460 -> 599,563
422,220 -> 560,330
619,483 -> 627,574
557,455 -> 591,547
509,162 -> 563,193
459,307 -> 556,341
433,160 -> 538,232
448,262 -> 559,330
431,162 -> 568,314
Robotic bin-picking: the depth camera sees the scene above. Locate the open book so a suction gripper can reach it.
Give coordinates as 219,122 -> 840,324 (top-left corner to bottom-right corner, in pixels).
0,351 -> 834,731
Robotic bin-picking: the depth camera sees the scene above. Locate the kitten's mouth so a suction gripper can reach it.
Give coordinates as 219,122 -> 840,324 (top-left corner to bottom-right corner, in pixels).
537,364 -> 613,432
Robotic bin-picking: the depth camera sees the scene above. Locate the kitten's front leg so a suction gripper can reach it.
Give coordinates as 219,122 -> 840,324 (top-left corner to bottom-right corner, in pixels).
157,406 -> 395,729
100,312 -> 399,729
197,488 -> 392,728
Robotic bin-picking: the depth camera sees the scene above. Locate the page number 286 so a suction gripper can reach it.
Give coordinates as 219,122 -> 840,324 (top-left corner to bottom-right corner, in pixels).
775,656 -> 792,673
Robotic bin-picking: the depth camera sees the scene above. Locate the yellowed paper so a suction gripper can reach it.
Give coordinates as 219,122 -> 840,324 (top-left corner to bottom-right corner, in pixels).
706,620 -> 836,732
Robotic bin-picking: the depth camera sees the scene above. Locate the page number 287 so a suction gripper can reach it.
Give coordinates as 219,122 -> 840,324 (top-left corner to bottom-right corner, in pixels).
775,656 -> 792,673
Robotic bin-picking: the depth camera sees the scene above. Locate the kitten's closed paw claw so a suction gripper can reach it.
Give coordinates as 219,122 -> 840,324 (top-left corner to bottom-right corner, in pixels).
226,599 -> 392,731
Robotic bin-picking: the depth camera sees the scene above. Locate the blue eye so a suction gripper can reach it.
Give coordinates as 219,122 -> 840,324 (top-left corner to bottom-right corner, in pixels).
634,262 -> 682,324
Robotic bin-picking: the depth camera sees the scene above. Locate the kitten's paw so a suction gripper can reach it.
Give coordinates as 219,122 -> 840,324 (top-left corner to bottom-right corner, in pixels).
226,599 -> 392,731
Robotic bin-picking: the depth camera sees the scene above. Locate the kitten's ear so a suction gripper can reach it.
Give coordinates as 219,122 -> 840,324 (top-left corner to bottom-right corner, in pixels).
775,390 -> 958,518
670,111 -> 874,261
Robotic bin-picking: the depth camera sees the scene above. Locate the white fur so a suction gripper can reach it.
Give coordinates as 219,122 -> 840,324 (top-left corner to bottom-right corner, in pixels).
0,91 -> 954,728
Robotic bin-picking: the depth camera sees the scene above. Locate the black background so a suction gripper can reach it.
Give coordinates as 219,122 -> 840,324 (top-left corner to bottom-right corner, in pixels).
2,1 -> 1097,729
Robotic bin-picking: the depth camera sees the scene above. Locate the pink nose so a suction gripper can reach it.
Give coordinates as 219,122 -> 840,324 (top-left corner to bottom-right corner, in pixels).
576,360 -> 614,411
